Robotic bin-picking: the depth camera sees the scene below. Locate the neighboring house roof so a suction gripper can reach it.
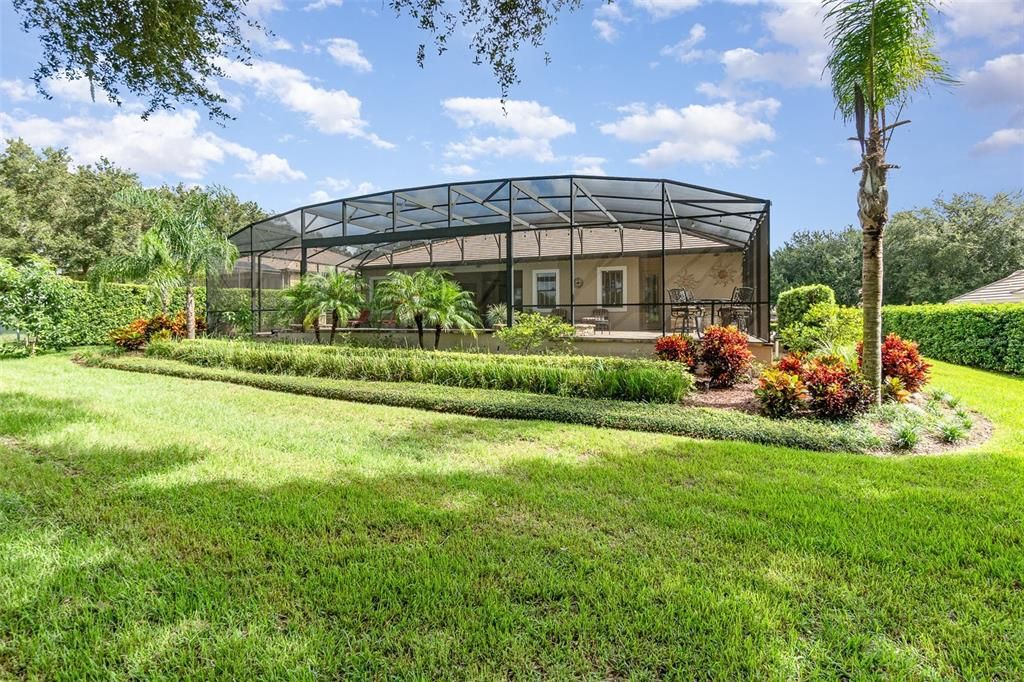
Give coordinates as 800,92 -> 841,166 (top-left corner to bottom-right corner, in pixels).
948,270 -> 1024,304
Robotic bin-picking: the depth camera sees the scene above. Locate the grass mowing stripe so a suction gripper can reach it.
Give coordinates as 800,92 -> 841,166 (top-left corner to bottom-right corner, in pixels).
79,352 -> 880,453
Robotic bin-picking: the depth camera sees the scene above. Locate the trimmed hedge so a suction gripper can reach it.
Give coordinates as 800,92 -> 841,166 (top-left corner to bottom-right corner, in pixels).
79,352 -> 881,453
146,338 -> 693,403
777,284 -> 836,331
883,304 -> 1024,375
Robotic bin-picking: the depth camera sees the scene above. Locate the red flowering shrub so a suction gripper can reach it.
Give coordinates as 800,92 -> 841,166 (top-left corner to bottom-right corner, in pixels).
699,325 -> 753,388
802,355 -> 871,420
775,353 -> 804,375
755,367 -> 807,418
858,333 -> 931,394
108,310 -> 203,350
109,319 -> 149,350
654,334 -> 698,369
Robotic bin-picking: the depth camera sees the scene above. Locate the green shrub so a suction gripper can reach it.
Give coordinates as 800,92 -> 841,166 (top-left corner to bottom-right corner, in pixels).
146,338 -> 693,403
495,312 -> 575,354
80,351 -> 883,453
779,302 -> 861,353
755,367 -> 806,418
883,303 -> 1024,374
891,421 -> 921,451
777,284 -> 835,331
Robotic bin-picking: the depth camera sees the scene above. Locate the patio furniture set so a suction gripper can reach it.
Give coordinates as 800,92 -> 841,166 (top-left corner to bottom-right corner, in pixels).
668,286 -> 754,335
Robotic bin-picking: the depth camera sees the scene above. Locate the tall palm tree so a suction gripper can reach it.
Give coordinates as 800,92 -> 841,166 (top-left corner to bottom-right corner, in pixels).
824,0 -> 952,402
373,269 -> 441,349
424,277 -> 480,350
92,188 -> 238,339
306,271 -> 365,344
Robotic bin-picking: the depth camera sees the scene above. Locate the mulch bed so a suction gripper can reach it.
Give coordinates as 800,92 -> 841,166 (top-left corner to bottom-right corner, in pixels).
684,379 -> 760,414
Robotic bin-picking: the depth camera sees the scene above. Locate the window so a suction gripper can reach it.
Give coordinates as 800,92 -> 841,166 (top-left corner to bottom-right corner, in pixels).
598,267 -> 626,311
533,270 -> 558,309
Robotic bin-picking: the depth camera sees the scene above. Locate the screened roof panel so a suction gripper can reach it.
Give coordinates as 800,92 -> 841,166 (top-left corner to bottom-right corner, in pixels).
230,175 -> 768,256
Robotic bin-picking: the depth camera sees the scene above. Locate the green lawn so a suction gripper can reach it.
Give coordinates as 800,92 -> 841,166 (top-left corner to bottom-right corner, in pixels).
1,355 -> 1022,678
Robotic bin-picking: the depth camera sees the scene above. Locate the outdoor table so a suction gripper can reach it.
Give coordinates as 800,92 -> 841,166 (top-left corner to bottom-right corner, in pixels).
573,323 -> 596,336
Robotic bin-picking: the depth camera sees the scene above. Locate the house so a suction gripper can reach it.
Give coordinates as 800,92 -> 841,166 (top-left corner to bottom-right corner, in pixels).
215,175 -> 772,344
947,270 -> 1024,304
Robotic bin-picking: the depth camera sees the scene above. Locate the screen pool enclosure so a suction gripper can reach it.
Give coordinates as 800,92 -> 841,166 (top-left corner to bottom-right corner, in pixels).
213,175 -> 770,339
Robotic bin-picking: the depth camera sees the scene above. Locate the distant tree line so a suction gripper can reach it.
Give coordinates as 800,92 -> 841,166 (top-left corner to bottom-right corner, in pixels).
0,138 -> 267,278
771,192 -> 1024,306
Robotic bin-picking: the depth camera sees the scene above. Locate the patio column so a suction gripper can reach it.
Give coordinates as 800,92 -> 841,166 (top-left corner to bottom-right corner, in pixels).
661,182 -> 667,336
506,182 -> 515,327
569,178 -> 575,325
757,205 -> 771,338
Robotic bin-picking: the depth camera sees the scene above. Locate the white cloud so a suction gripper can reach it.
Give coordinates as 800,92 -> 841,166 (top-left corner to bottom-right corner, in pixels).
971,128 -> 1024,156
763,0 -> 826,52
311,177 -> 378,199
661,23 -> 712,63
570,155 -> 607,175
720,47 -> 826,89
0,79 -> 33,102
309,189 -> 332,203
961,54 -> 1024,109
236,153 -> 306,182
305,0 -> 343,10
593,19 -> 619,42
442,97 -> 575,162
43,78 -> 116,105
440,163 -> 478,177
324,38 -> 372,72
0,109 -> 303,183
592,2 -> 629,42
221,59 -> 393,148
944,0 -> 1024,46
599,98 -> 779,167
632,0 -> 701,19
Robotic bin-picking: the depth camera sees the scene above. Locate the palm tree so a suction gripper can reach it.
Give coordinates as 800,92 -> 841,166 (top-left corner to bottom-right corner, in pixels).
306,271 -> 365,344
824,0 -> 952,402
280,276 -> 321,342
92,188 -> 238,339
424,277 -> 480,350
373,269 -> 441,349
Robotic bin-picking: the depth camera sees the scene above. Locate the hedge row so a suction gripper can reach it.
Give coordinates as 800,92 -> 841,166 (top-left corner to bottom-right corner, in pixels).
883,303 -> 1024,375
80,352 -> 881,453
145,338 -> 694,403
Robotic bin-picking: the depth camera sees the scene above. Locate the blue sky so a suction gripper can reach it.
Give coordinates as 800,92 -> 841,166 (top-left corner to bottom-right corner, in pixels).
1,0 -> 1022,246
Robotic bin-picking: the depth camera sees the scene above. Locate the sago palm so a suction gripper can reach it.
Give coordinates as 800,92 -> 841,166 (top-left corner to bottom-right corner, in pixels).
373,269 -> 442,349
92,188 -> 238,338
424,277 -> 481,350
824,0 -> 952,402
305,271 -> 365,344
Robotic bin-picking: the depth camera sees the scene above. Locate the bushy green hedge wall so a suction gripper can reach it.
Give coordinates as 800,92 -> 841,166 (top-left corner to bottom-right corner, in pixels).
62,282 -> 208,346
883,303 -> 1024,375
777,284 -> 836,331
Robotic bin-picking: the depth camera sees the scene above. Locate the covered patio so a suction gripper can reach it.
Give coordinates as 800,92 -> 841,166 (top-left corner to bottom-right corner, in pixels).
212,175 -> 771,341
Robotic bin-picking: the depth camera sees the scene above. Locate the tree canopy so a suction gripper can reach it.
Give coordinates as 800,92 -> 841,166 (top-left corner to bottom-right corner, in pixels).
0,138 -> 266,277
771,192 -> 1024,306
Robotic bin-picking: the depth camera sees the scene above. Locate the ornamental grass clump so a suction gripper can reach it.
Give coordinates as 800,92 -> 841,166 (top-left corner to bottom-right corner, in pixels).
146,338 -> 693,403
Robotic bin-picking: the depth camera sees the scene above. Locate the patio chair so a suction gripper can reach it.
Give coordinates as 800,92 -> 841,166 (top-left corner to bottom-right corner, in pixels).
719,287 -> 754,332
350,309 -> 371,328
589,308 -> 610,333
549,307 -> 569,323
669,288 -> 703,335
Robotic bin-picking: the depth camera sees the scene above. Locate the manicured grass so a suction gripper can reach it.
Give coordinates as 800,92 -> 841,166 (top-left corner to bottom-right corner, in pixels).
81,351 -> 880,453
1,355 -> 1022,678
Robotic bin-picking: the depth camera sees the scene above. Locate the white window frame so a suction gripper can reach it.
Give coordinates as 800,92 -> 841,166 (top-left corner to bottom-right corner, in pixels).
532,269 -> 559,310
597,266 -> 627,312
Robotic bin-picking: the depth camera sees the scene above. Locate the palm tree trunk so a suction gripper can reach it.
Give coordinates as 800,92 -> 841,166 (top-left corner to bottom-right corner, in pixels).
185,284 -> 196,340
330,311 -> 338,345
858,126 -> 889,404
434,325 -> 442,350
415,314 -> 424,349
313,318 -> 321,344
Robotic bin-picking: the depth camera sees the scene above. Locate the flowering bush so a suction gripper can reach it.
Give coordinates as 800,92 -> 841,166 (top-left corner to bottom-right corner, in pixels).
775,353 -> 805,375
654,334 -> 699,369
858,333 -> 931,394
802,355 -> 872,420
109,310 -> 203,350
699,325 -> 753,388
755,368 -> 807,418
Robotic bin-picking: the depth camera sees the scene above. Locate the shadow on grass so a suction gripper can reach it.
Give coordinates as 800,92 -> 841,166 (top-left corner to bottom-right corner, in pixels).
0,391 -> 92,439
2,410 -> 1023,679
